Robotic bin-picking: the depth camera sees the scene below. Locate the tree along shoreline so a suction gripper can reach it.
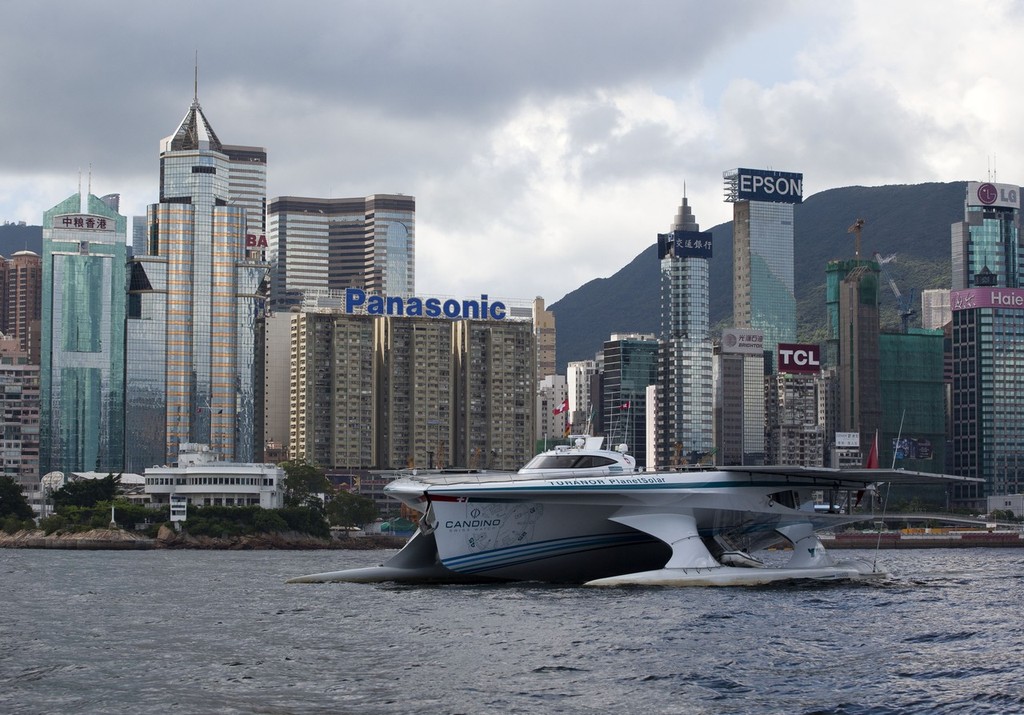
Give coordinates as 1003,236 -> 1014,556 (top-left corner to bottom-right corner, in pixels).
0,526 -> 408,551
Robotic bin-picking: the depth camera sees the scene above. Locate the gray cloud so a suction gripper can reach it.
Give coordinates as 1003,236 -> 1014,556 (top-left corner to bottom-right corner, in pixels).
3,0 -> 1019,302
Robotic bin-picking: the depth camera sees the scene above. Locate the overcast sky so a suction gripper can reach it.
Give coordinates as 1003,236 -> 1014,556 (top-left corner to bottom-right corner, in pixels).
1,0 -> 1020,303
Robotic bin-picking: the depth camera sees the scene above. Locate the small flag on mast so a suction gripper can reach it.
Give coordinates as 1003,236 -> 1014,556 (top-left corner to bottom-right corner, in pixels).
865,430 -> 879,469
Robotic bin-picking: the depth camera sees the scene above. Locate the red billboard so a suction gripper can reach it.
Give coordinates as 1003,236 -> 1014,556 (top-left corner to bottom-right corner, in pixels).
777,343 -> 821,374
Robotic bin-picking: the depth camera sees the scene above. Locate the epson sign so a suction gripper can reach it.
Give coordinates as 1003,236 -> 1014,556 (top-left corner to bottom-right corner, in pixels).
730,168 -> 803,204
777,343 -> 821,374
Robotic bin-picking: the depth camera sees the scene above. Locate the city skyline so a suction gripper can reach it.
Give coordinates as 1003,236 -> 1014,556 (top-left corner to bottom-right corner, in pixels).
2,1 -> 1021,305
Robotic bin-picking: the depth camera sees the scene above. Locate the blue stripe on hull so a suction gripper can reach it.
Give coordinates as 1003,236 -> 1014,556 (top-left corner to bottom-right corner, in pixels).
441,531 -> 653,575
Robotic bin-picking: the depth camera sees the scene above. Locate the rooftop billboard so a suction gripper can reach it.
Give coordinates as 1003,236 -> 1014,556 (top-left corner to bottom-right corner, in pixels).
966,182 -> 1020,210
724,168 -> 803,205
951,287 -> 1024,312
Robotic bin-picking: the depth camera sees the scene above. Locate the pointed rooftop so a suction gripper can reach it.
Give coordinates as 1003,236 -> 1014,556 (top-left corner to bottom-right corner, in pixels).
161,98 -> 223,153
670,196 -> 699,232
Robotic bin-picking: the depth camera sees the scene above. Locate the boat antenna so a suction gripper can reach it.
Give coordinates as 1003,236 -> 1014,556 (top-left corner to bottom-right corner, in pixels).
872,411 -> 905,571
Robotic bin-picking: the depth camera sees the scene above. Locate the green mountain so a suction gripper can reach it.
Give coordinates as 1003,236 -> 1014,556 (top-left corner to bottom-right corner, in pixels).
551,182 -> 967,372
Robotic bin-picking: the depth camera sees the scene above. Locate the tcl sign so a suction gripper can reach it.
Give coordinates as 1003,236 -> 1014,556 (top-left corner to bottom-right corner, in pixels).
245,234 -> 268,248
778,343 -> 820,374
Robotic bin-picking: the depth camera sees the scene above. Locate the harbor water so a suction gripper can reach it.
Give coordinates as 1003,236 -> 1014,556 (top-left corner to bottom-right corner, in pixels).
3,547 -> 1023,714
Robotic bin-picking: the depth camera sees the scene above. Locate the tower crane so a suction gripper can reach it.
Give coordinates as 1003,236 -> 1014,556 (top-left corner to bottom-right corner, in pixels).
873,252 -> 916,333
847,218 -> 865,260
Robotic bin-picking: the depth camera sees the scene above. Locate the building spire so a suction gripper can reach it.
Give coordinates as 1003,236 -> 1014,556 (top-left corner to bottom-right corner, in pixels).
161,58 -> 222,153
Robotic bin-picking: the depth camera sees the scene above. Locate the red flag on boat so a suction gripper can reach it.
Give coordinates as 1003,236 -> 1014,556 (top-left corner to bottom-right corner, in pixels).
552,398 -> 569,415
864,430 -> 879,469
855,430 -> 880,507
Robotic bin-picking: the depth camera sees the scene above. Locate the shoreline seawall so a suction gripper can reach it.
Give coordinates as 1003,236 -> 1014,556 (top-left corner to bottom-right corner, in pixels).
0,527 -> 407,551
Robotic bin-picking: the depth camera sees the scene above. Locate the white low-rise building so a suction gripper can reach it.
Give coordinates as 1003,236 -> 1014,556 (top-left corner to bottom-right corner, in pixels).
144,443 -> 285,509
987,494 -> 1024,518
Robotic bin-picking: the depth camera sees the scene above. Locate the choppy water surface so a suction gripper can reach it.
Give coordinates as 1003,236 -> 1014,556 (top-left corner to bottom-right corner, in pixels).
2,547 -> 1023,714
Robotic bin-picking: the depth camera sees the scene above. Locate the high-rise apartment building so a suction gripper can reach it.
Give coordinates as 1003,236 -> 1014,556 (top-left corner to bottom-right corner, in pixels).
533,297 -> 556,380
0,250 -> 42,363
40,192 -> 126,475
538,374 -> 569,440
267,195 -> 415,308
125,93 -> 268,470
724,168 -> 802,357
567,358 -> 598,432
950,181 -> 1024,506
453,319 -> 536,470
656,197 -> 713,466
0,341 -> 39,509
287,307 -> 534,472
765,344 -> 825,466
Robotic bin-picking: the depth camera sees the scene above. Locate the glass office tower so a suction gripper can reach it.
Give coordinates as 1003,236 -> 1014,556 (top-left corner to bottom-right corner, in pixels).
950,181 -> 1024,507
657,197 -> 713,466
126,94 -> 267,469
724,168 -> 802,358
40,193 -> 127,475
267,194 -> 415,309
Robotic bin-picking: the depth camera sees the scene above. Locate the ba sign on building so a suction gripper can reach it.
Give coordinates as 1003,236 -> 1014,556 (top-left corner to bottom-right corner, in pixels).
724,168 -> 804,205
777,343 -> 821,374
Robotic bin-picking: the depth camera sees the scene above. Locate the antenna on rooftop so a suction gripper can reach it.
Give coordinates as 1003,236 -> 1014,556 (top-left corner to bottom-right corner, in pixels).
194,50 -> 199,102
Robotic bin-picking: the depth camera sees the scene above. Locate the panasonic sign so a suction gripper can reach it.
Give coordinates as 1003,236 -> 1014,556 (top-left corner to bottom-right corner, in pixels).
726,168 -> 804,204
345,288 -> 507,320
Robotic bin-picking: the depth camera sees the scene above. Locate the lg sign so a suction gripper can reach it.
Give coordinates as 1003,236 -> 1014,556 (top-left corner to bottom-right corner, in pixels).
777,343 -> 820,374
967,181 -> 1021,210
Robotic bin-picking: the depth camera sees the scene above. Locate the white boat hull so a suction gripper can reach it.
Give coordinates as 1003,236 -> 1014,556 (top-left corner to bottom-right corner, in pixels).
288,439 -> 978,587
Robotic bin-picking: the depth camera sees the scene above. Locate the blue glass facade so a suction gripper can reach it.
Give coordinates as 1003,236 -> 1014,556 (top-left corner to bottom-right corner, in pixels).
724,169 -> 801,358
40,193 -> 127,475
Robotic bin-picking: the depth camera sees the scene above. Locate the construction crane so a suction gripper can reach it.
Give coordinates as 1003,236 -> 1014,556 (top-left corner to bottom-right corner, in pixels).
848,218 -> 865,260
873,252 -> 916,333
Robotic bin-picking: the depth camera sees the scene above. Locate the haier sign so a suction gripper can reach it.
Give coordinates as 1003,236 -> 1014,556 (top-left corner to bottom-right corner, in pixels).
730,168 -> 803,204
777,343 -> 821,374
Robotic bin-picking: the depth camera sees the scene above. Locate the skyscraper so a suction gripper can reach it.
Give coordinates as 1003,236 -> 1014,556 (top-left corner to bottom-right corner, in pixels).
656,197 -> 713,466
602,333 -> 659,468
950,181 -> 1024,506
713,329 -> 766,465
223,145 -> 268,240
267,194 -> 415,308
723,168 -> 802,357
125,92 -> 268,470
40,192 -> 127,475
